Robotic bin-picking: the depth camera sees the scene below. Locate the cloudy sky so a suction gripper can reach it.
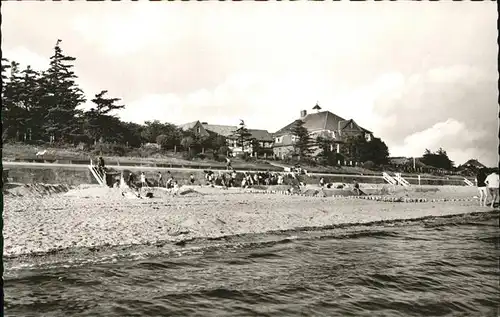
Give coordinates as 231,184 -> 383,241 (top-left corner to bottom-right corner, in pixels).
2,2 -> 497,166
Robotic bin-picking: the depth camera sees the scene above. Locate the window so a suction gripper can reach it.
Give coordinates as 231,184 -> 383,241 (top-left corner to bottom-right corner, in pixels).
365,133 -> 371,142
197,127 -> 201,134
275,137 -> 283,143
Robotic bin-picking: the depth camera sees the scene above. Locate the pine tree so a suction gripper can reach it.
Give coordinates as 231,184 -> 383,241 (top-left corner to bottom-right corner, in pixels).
2,61 -> 25,141
83,90 -> 125,144
1,58 -> 11,140
290,119 -> 313,160
20,66 -> 45,141
41,39 -> 86,143
234,121 -> 252,154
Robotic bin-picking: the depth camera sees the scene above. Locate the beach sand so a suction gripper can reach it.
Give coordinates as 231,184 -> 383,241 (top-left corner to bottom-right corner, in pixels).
3,183 -> 492,258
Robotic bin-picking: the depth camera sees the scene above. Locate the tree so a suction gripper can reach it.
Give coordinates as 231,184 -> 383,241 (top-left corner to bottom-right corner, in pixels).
83,90 -> 125,144
20,66 -> 46,141
181,136 -> 195,154
2,61 -> 25,141
119,121 -> 144,147
421,148 -> 454,170
234,121 -> 252,153
203,132 -> 227,153
290,119 -> 313,160
316,134 -> 337,166
359,137 -> 390,165
251,138 -> 261,157
140,120 -> 182,148
40,39 -> 86,142
340,135 -> 390,166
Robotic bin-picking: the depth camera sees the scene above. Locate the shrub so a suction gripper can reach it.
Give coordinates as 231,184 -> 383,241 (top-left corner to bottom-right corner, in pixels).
362,160 -> 375,170
195,153 -> 207,160
24,139 -> 46,146
76,142 -> 91,151
92,143 -> 128,157
182,151 -> 195,160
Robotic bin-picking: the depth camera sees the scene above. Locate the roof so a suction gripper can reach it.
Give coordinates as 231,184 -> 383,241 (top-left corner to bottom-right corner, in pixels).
462,159 -> 486,168
248,129 -> 273,141
274,110 -> 372,136
179,121 -> 199,131
202,124 -> 237,137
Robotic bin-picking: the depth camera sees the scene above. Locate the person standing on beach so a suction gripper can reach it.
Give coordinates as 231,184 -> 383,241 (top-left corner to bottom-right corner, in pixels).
97,156 -> 105,177
476,168 -> 488,207
157,172 -> 163,188
127,172 -> 135,188
190,173 -> 195,185
226,157 -> 232,170
353,179 -> 361,195
319,177 -> 325,188
485,171 -> 499,208
140,172 -> 148,190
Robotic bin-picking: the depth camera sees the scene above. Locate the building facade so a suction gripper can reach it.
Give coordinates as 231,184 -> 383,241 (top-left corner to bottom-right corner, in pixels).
272,105 -> 374,160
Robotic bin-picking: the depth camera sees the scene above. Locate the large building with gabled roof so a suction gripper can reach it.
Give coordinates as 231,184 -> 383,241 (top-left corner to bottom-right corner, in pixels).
273,103 -> 374,159
178,120 -> 274,157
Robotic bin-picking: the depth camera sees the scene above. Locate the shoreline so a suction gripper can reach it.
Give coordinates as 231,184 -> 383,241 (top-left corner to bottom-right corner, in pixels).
3,184 -> 495,262
5,210 -> 499,270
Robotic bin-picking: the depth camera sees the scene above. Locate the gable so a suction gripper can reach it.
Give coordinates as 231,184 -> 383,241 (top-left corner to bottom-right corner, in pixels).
274,111 -> 348,136
202,124 -> 237,137
248,129 -> 273,141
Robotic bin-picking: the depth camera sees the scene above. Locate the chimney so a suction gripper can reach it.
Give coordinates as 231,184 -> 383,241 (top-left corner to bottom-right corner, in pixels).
201,122 -> 207,125
300,110 -> 307,118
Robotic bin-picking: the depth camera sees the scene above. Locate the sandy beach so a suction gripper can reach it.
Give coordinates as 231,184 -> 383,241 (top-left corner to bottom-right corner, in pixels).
3,182 -> 494,260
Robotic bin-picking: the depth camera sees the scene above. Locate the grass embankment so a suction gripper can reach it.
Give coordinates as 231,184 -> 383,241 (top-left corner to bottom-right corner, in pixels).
2,143 -> 470,181
2,143 -> 279,171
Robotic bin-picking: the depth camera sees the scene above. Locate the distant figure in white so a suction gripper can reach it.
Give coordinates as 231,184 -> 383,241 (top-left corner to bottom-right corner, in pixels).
140,172 -> 148,190
485,171 -> 499,208
475,168 -> 488,207
35,149 -> 47,157
226,157 -> 232,170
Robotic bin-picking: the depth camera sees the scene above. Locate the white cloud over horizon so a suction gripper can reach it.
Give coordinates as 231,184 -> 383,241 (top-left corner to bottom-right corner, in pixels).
2,1 -> 497,166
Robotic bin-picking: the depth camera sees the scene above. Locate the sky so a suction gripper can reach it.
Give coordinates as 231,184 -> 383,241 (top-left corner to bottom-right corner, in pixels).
2,1 -> 498,166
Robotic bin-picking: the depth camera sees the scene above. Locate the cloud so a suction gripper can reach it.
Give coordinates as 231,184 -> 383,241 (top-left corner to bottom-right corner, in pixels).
2,47 -> 49,71
390,119 -> 491,165
71,6 -> 187,56
373,65 -> 497,166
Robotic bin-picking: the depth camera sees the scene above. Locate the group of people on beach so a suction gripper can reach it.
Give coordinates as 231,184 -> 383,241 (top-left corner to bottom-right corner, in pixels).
203,169 -> 303,188
476,168 -> 499,208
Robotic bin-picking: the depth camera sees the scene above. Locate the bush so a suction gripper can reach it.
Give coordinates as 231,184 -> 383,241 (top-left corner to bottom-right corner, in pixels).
92,143 -> 128,156
24,139 -> 46,146
76,142 -> 91,151
362,160 -> 375,170
238,152 -> 250,160
195,153 -> 207,160
182,151 -> 195,160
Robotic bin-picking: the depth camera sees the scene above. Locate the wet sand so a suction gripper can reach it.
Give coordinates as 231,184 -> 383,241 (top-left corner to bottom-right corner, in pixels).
3,183 -> 492,258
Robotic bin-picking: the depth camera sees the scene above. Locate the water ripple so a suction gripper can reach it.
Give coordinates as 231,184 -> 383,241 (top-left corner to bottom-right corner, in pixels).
4,215 -> 500,317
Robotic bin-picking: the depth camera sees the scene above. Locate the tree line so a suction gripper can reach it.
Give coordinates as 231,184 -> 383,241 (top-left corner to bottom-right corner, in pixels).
1,40 -> 237,159
2,39 -> 458,170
